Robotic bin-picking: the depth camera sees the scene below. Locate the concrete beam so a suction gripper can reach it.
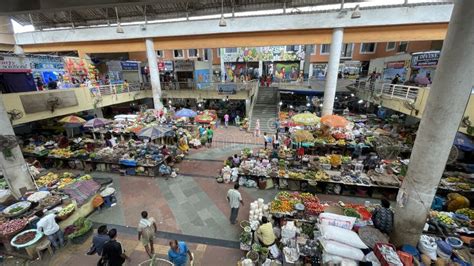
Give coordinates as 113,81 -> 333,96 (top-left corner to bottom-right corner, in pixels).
15,4 -> 453,45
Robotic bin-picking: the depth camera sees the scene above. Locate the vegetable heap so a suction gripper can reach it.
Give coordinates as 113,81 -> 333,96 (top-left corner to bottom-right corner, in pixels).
14,231 -> 36,245
0,219 -> 27,236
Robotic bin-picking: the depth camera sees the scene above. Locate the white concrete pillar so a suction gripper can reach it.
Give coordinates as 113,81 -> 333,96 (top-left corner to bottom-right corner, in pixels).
0,16 -> 15,46
208,48 -> 214,82
308,64 -> 314,78
303,45 -> 312,79
0,95 -> 35,198
392,0 -> 474,246
258,60 -> 263,77
220,48 -> 226,82
322,28 -> 344,116
145,38 -> 163,110
91,108 -> 104,118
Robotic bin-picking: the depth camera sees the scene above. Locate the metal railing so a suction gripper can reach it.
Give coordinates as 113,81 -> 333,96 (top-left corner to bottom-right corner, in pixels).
93,82 -> 146,96
160,80 -> 258,91
378,83 -> 421,101
353,80 -> 424,102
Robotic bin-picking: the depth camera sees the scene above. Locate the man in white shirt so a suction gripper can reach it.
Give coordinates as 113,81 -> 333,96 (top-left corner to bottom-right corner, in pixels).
36,210 -> 64,249
227,183 -> 244,224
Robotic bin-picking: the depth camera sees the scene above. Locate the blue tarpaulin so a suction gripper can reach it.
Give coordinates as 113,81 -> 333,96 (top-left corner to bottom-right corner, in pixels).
454,132 -> 474,152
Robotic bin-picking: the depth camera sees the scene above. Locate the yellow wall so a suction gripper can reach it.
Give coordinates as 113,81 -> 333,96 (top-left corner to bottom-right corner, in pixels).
22,24 -> 448,54
2,88 -> 152,125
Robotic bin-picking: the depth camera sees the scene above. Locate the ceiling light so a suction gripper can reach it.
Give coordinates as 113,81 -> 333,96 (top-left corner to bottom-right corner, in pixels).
319,104 -> 323,107
116,23 -> 124,33
115,7 -> 124,33
198,103 -> 202,107
219,0 -> 227,27
377,105 -> 382,108
219,14 -> 227,27
350,93 -> 355,97
279,101 -> 283,106
289,105 -> 293,109
358,99 -> 364,104
351,5 -> 361,19
306,103 -> 310,107
335,97 -> 338,100
168,100 -> 172,104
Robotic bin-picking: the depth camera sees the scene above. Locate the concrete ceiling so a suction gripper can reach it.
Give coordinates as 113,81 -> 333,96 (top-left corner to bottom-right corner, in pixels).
3,0 -> 453,30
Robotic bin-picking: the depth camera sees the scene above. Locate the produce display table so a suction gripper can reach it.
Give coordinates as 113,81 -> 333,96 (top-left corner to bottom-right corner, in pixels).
25,154 -> 163,178
238,168 -> 401,199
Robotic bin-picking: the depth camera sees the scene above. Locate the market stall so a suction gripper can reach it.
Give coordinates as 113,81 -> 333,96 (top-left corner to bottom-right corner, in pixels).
0,171 -> 108,259
238,191 -> 474,266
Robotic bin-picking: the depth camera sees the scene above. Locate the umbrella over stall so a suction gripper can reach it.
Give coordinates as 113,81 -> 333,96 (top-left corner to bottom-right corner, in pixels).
137,126 -> 173,140
59,115 -> 86,124
320,114 -> 349,128
291,113 -> 320,126
175,108 -> 197,118
59,115 -> 86,137
83,118 -> 113,140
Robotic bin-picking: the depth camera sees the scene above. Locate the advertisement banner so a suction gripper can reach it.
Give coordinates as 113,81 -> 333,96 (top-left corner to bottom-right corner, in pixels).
274,62 -> 300,80
0,55 -> 30,72
194,69 -> 210,89
217,83 -> 237,95
411,51 -> 440,67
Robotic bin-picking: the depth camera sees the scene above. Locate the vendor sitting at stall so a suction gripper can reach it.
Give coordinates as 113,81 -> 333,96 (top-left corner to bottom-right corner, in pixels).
232,154 -> 241,167
178,134 -> 189,154
256,216 -> 276,247
58,132 -> 69,148
372,199 -> 394,235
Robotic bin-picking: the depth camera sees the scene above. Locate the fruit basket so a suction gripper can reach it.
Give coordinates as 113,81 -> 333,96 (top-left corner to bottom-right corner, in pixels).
11,229 -> 43,248
57,203 -> 76,221
3,201 -> 31,218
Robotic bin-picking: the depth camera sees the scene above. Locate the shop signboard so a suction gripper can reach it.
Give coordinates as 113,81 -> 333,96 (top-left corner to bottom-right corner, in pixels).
0,55 -> 30,72
411,51 -> 440,67
158,61 -> 174,72
106,61 -> 122,72
386,61 -> 405,69
217,83 -> 237,95
121,61 -> 139,71
174,60 -> 194,72
29,55 -> 64,70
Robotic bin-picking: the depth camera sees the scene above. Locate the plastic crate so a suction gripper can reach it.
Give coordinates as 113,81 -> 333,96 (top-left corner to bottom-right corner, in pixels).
374,242 -> 402,266
125,168 -> 136,175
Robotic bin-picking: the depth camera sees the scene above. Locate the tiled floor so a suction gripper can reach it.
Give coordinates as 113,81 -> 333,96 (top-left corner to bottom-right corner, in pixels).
5,127 -> 381,265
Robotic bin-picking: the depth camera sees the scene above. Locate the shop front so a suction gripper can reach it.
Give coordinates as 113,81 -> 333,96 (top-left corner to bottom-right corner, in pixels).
409,51 -> 440,86
0,54 -> 36,93
174,60 -> 194,90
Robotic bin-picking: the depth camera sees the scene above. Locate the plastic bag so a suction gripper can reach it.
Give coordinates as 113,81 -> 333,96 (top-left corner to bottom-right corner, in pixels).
364,251 -> 381,266
269,244 -> 281,258
281,221 -> 297,239
418,235 -> 437,260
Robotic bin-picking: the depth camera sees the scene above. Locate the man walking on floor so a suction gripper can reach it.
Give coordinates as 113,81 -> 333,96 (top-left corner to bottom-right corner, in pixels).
227,183 -> 244,224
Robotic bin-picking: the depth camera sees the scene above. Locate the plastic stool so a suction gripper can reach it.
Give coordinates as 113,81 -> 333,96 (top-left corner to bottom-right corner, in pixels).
36,239 -> 53,260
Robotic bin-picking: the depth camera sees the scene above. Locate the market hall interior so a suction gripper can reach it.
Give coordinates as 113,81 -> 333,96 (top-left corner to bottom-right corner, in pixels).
0,0 -> 474,265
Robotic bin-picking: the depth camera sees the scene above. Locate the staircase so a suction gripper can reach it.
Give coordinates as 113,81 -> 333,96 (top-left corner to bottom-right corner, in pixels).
249,87 -> 278,134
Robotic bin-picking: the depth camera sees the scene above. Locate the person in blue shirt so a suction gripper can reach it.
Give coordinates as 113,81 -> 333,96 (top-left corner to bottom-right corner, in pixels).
168,240 -> 193,266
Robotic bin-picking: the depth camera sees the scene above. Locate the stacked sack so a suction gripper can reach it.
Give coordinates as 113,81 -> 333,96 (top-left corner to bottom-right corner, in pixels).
318,222 -> 368,264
